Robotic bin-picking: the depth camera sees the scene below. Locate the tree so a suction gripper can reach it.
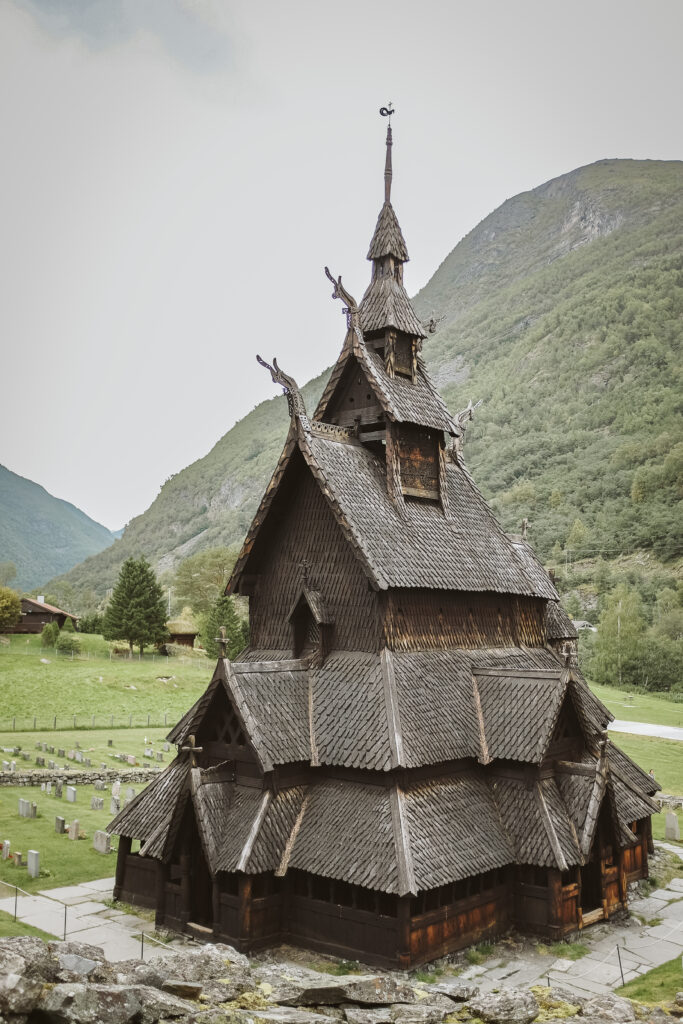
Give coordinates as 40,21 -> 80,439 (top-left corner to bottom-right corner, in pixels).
590,585 -> 646,690
173,547 -> 239,617
62,615 -> 75,633
199,595 -> 249,660
41,622 -> 59,647
0,586 -> 21,633
103,557 -> 168,656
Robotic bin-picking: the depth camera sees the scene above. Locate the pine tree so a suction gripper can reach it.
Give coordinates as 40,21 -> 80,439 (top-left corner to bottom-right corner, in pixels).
103,557 -> 168,656
201,595 -> 248,660
61,615 -> 75,633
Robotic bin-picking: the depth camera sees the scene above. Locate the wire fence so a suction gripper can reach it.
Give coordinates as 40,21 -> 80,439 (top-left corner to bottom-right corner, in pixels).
0,711 -> 183,733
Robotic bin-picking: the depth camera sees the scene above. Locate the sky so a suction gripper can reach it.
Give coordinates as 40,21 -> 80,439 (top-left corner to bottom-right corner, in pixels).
1,0 -> 682,531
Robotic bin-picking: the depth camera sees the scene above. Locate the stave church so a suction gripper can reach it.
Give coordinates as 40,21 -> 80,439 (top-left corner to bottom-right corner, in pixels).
110,116 -> 658,968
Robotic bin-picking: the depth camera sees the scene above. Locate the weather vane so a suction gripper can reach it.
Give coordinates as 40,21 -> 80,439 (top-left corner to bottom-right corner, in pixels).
379,103 -> 394,118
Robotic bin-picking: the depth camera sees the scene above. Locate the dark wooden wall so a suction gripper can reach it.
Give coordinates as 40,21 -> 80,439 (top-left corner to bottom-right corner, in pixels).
395,424 -> 440,499
383,591 -> 546,650
248,454 -> 381,652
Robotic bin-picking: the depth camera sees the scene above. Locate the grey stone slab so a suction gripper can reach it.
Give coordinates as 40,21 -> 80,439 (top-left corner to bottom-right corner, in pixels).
667,877 -> 683,892
78,876 -> 116,892
65,913 -> 113,933
659,898 -> 683,920
65,900 -> 109,919
649,888 -> 678,901
38,885 -> 95,903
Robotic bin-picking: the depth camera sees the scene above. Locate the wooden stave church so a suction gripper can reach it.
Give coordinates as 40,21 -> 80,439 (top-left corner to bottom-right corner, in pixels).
110,122 -> 658,969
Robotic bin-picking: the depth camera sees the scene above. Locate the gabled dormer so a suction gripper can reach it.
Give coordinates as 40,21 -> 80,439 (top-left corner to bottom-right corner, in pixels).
287,581 -> 334,665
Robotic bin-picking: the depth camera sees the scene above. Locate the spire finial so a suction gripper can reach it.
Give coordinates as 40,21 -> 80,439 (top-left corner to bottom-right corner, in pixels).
379,103 -> 394,203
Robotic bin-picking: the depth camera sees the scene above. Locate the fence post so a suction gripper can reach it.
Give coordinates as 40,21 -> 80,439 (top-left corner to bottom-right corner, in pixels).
141,931 -> 144,959
63,904 -> 67,940
14,886 -> 18,921
92,716 -> 95,728
129,714 -> 132,727
33,717 -> 36,729
53,716 -> 56,730
164,712 -> 167,726
110,715 -> 114,727
147,714 -> 150,727
73,716 -> 76,729
12,718 -> 15,731
616,945 -> 625,986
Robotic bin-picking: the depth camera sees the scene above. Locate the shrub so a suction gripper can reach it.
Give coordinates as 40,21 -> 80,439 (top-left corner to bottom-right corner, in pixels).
61,616 -> 75,633
40,622 -> 59,647
56,633 -> 80,655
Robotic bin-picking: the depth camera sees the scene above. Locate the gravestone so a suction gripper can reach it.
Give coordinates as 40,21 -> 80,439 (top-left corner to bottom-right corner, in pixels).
12,851 -> 22,866
22,752 -> 31,761
111,779 -> 121,798
46,782 -> 52,795
107,739 -> 113,747
94,780 -> 105,791
58,749 -> 65,758
67,750 -> 75,760
35,756 -> 45,767
156,752 -> 164,762
55,781 -> 63,798
48,745 -> 54,754
144,748 -> 153,759
2,840 -> 9,859
66,786 -> 76,803
41,783 -> 46,792
67,820 -> 79,840
35,742 -> 40,750
85,758 -> 92,767
90,796 -> 104,811
55,816 -> 65,834
48,760 -> 55,769
30,802 -> 37,818
163,742 -> 170,752
75,751 -> 83,763
75,741 -> 81,749
127,754 -> 136,766
42,742 -> 47,752
110,796 -> 120,815
665,811 -> 681,840
126,787 -> 136,801
18,798 -> 28,817
2,760 -> 8,771
101,762 -> 107,770
27,850 -> 40,878
10,761 -> 15,772
93,830 -> 111,854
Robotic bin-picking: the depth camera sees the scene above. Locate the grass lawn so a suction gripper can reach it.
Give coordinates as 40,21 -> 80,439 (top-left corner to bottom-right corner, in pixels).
0,907 -> 56,939
610,732 -> 683,842
0,781 -> 148,894
590,682 -> 683,729
0,726 -> 178,774
618,954 -> 683,1004
0,633 -> 211,730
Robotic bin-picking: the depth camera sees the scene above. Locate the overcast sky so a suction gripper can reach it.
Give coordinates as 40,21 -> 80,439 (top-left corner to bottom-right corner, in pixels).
1,0 -> 682,531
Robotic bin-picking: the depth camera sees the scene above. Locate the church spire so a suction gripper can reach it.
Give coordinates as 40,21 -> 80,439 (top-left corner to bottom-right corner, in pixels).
384,121 -> 393,204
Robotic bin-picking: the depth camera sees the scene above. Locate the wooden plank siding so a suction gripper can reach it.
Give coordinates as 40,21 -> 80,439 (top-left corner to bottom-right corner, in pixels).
383,591 -> 546,650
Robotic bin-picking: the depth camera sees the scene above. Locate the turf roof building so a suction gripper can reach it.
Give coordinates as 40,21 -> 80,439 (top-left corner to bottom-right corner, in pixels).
110,119 -> 657,967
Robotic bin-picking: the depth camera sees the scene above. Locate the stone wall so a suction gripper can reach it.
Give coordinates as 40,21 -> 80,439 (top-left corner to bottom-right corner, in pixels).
0,768 -> 161,788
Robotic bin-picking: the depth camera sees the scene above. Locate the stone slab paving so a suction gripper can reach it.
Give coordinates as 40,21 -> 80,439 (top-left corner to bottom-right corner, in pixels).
0,876 -> 192,961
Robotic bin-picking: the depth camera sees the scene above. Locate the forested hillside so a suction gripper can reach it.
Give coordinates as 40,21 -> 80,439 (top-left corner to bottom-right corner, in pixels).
48,159 -> 682,608
0,465 -> 114,591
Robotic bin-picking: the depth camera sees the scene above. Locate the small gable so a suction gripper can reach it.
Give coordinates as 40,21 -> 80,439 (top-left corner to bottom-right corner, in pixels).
194,678 -> 258,770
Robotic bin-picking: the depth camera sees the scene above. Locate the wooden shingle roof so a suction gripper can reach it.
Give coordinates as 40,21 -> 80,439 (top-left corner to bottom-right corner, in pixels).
359,276 -> 426,338
367,202 -> 409,261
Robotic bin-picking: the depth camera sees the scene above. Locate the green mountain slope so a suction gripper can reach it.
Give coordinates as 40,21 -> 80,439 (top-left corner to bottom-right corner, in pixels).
0,465 -> 114,591
50,158 -> 683,604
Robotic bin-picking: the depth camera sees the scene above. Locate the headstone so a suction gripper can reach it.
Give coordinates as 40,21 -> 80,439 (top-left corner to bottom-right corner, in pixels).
22,752 -> 31,760
67,820 -> 79,841
111,779 -> 121,798
36,756 -> 45,767
126,787 -> 136,801
30,802 -> 37,818
85,758 -> 91,767
90,796 -> 104,811
41,782 -> 46,792
58,749 -> 65,758
156,751 -> 164,761
10,761 -> 15,772
163,742 -> 170,752
42,742 -> 47,752
48,745 -> 54,754
75,751 -> 83,763
46,782 -> 52,795
94,780 -> 105,791
110,796 -> 120,815
12,851 -> 22,866
127,754 -> 136,766
665,811 -> 681,840
66,786 -> 76,803
67,750 -> 75,760
35,742 -> 41,750
27,850 -> 40,878
107,739 -> 113,747
101,762 -> 107,770
48,760 -> 56,769
2,760 -> 9,770
144,748 -> 153,759
93,830 -> 111,854
55,816 -> 65,834
55,781 -> 63,798
2,840 -> 9,859
18,798 -> 27,817
75,741 -> 81,749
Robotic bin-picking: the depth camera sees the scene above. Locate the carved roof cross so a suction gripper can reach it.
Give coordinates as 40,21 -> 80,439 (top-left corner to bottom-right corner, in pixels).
180,733 -> 203,767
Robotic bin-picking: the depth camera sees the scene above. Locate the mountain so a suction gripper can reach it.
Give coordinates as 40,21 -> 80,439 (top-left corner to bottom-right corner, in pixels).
0,465 -> 115,592
49,158 -> 683,605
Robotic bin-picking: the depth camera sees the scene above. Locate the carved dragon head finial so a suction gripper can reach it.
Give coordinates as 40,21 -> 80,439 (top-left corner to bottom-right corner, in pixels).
256,354 -> 309,428
450,399 -> 483,460
324,266 -> 358,329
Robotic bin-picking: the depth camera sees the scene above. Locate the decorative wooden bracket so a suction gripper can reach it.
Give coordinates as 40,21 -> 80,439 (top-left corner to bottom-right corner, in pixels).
324,266 -> 358,329
256,355 -> 310,429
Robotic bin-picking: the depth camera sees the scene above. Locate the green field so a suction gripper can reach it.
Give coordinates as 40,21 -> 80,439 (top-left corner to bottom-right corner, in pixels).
0,908 -> 56,939
0,633 -> 210,729
611,732 -> 683,842
0,781 -> 147,894
618,954 -> 683,1004
591,683 -> 683,728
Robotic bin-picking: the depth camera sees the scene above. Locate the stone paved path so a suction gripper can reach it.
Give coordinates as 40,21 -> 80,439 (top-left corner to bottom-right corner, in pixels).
0,875 -> 190,961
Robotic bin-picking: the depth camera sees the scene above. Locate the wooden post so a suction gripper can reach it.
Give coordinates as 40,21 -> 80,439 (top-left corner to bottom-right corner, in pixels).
642,819 -> 651,875
397,895 -> 411,970
155,860 -> 166,929
113,836 -> 131,900
617,847 -> 627,906
212,877 -> 222,940
238,874 -> 252,951
548,869 -> 563,938
180,853 -> 191,927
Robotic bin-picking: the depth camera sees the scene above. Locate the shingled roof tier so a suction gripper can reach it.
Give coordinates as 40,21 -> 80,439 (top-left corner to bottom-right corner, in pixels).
359,276 -> 426,337
546,600 -> 579,640
168,649 -> 610,773
367,202 -> 409,261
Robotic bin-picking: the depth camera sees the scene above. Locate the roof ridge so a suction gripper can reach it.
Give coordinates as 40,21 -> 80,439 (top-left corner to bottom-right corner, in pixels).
580,752 -> 608,856
237,790 -> 272,871
367,201 -> 409,261
223,660 -> 271,772
389,784 -> 417,896
275,789 -> 310,877
535,779 -> 569,871
471,672 -> 491,765
380,648 -> 405,769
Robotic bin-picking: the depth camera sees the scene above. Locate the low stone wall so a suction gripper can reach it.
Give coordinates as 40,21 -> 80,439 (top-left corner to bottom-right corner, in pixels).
0,768 -> 161,787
